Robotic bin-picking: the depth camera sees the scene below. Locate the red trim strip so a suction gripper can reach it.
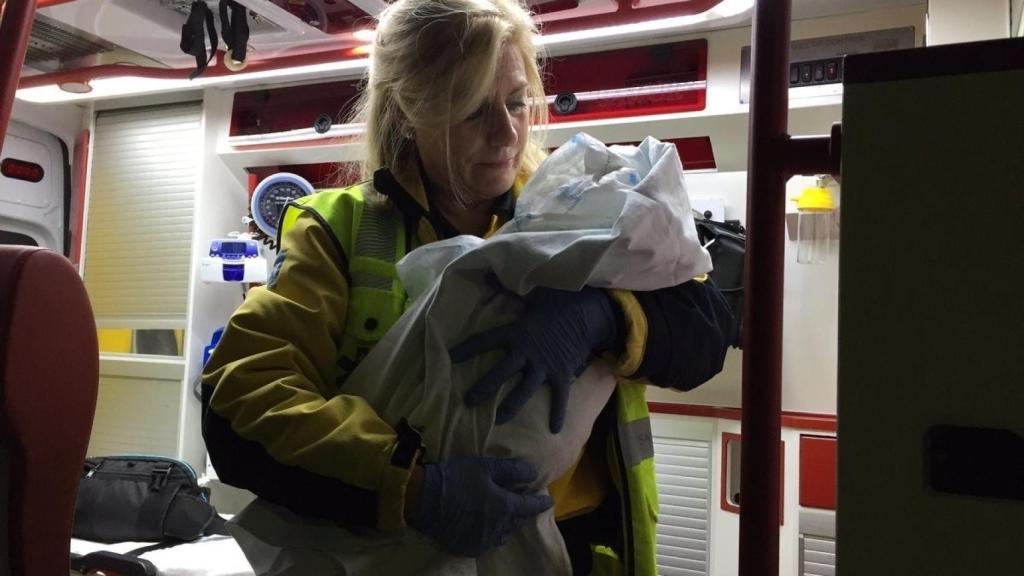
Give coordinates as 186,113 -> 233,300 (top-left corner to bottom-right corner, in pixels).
647,402 -> 837,432
70,129 -> 89,267
781,411 -> 837,433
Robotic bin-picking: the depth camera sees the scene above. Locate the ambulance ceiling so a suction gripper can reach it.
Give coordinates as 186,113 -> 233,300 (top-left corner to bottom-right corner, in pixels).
21,0 -> 926,78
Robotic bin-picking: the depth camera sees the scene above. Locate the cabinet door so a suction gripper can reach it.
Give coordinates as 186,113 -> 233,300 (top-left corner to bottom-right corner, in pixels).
837,39 -> 1024,576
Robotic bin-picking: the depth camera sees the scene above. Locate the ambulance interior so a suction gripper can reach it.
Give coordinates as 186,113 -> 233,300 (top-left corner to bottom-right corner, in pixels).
1,0 -> 1022,574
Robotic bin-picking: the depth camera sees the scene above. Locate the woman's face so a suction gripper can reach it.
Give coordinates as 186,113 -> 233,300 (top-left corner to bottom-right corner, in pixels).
417,43 -> 530,206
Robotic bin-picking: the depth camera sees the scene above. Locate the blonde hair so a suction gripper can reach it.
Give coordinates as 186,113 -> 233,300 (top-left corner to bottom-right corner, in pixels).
350,0 -> 548,193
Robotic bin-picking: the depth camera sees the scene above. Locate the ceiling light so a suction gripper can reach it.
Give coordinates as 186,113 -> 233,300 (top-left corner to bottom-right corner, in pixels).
352,28 -> 376,42
58,80 -> 92,93
223,56 -> 249,72
713,0 -> 756,18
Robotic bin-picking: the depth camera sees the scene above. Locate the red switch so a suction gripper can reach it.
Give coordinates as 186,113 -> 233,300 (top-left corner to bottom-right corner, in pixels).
825,60 -> 839,81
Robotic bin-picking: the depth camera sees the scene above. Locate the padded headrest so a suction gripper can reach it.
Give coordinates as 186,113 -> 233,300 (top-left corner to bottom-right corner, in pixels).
0,247 -> 98,397
0,246 -> 99,576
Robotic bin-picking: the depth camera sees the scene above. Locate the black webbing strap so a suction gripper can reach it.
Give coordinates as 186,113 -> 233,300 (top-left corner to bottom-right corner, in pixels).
136,481 -> 182,538
179,1 -> 218,79
218,0 -> 250,63
125,507 -> 230,557
73,551 -> 158,576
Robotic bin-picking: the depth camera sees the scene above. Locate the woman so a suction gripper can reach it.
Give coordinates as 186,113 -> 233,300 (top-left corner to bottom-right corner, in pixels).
202,0 -> 734,573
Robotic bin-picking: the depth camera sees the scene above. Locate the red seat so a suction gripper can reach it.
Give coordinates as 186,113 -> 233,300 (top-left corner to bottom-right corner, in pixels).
0,246 -> 98,576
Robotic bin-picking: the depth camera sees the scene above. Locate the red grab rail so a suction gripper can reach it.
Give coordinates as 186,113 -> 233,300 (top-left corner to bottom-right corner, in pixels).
741,1 -> 839,575
0,0 -> 39,147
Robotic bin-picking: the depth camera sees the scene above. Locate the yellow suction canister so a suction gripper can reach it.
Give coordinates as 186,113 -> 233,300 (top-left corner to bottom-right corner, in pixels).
792,176 -> 836,264
794,176 -> 835,212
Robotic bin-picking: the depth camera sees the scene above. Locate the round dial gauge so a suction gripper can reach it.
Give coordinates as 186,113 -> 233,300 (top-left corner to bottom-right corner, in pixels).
250,173 -> 315,238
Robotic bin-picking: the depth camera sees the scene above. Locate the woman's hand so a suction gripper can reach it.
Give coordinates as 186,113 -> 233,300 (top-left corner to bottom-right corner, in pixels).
409,457 -> 553,556
451,286 -> 623,433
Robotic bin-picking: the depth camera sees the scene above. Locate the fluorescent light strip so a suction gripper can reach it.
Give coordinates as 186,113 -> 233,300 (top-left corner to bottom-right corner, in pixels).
228,123 -> 367,146
538,0 -> 753,46
788,82 -> 844,100
352,28 -> 376,42
543,80 -> 706,103
539,14 -> 704,45
212,58 -> 370,84
16,58 -> 369,104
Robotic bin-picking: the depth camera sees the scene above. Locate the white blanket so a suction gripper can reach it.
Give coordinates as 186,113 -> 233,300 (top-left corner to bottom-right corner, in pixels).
229,133 -> 712,575
71,535 -> 255,576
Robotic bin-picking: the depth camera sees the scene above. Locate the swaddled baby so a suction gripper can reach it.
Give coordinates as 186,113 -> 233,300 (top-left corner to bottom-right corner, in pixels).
228,133 -> 711,575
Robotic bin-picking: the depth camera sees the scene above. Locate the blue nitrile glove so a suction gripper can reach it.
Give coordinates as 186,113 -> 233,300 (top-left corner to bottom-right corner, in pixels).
412,456 -> 554,556
451,285 -> 623,433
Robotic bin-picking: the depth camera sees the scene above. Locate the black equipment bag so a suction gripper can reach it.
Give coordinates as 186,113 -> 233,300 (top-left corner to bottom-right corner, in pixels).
73,455 -> 227,543
695,216 -> 745,348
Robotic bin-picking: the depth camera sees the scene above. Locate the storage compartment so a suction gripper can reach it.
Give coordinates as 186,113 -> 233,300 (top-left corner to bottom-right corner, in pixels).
608,136 -> 716,171
230,80 -> 364,139
246,162 -> 360,192
799,435 -> 837,510
545,39 -> 707,122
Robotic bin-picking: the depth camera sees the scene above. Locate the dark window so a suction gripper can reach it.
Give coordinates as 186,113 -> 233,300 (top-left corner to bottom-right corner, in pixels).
134,329 -> 181,356
0,230 -> 39,247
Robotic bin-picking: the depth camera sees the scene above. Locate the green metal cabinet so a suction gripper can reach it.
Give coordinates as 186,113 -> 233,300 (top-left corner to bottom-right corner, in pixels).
837,38 -> 1024,575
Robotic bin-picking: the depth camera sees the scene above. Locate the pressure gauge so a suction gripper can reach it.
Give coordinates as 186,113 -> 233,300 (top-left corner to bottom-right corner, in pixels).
250,172 -> 315,238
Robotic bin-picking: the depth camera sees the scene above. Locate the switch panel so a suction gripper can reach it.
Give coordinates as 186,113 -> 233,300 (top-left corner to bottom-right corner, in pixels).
788,57 -> 843,86
739,27 -> 916,102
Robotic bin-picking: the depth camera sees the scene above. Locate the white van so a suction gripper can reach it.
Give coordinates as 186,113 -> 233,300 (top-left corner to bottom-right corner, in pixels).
0,120 -> 68,254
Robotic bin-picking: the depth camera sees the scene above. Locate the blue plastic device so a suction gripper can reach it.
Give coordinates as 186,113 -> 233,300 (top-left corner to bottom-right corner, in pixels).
208,238 -> 261,282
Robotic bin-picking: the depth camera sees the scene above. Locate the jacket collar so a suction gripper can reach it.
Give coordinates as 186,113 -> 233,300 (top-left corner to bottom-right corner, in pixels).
373,164 -> 521,242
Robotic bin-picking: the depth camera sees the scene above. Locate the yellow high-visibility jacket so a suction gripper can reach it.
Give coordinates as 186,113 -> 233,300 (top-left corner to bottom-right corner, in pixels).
202,162 -> 733,574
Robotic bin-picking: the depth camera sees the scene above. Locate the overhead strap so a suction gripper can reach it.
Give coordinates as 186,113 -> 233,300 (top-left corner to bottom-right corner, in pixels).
179,1 -> 219,79
218,0 -> 250,63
